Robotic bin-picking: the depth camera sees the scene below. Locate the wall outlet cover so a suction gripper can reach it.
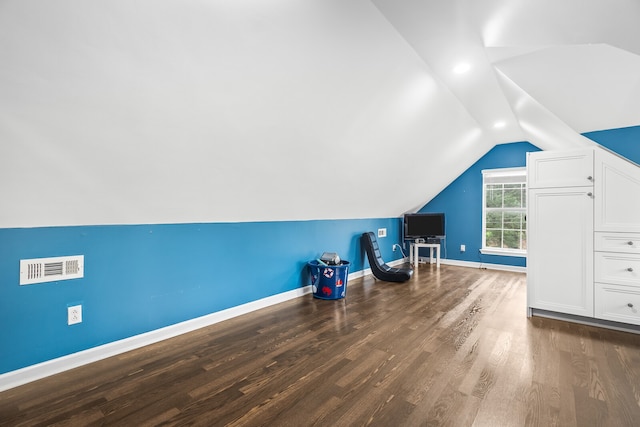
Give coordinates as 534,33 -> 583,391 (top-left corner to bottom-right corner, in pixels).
68,305 -> 82,325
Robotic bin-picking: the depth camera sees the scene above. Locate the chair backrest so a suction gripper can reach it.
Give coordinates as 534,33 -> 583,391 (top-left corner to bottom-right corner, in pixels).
361,231 -> 413,282
362,231 -> 386,267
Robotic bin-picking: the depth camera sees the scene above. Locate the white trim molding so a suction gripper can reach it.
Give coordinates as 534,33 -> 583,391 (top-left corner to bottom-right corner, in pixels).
440,257 -> 526,273
0,286 -> 313,392
479,248 -> 526,258
0,258 -> 408,392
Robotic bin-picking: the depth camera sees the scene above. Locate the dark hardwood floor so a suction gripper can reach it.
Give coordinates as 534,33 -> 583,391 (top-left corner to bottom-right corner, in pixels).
2,264 -> 640,426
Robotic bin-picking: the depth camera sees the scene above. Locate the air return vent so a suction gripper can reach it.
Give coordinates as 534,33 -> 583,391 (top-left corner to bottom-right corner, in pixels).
20,255 -> 84,285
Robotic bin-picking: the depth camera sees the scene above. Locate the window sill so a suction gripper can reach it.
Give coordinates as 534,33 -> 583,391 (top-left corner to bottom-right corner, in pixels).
480,248 -> 527,258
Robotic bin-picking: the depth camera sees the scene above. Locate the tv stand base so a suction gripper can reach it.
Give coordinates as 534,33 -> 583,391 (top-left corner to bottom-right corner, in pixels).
410,242 -> 440,268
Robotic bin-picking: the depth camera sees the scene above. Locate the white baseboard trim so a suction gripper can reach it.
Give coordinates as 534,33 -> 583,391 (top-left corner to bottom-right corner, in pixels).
530,309 -> 640,335
437,257 -> 526,273
0,285 -> 313,392
348,257 -> 407,280
0,256 -> 511,392
0,259 -> 408,392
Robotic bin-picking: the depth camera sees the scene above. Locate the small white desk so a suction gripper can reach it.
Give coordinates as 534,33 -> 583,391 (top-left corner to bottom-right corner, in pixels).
410,242 -> 441,268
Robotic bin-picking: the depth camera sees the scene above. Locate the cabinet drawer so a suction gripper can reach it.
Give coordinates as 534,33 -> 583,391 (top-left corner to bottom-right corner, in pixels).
595,283 -> 640,326
595,233 -> 640,253
594,252 -> 640,287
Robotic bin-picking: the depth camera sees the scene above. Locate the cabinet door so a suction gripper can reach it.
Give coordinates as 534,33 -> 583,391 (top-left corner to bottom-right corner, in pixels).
527,149 -> 593,189
595,148 -> 640,233
528,187 -> 594,317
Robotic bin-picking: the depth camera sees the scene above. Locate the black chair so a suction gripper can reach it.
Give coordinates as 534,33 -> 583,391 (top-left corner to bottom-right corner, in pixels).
361,232 -> 413,283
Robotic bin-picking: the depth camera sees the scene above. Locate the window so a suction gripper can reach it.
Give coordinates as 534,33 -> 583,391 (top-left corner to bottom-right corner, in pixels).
482,168 -> 526,256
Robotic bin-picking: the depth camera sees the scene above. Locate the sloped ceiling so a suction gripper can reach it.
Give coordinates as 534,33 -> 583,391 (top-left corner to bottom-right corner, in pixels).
1,0 -> 639,227
372,0 -> 640,150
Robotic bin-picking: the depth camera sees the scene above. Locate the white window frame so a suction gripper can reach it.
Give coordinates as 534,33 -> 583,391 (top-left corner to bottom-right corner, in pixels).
481,167 -> 527,257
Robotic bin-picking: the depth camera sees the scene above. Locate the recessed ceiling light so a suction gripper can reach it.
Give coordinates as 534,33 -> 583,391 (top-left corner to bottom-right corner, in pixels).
493,121 -> 506,128
452,63 -> 471,74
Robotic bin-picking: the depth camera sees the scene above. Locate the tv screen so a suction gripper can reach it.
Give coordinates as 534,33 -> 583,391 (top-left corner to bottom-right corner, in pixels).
404,213 -> 445,239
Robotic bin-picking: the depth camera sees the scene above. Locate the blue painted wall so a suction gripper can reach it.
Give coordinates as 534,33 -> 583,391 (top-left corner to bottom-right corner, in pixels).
416,141 -> 540,267
0,217 -> 401,374
417,125 -> 640,268
584,125 -> 640,163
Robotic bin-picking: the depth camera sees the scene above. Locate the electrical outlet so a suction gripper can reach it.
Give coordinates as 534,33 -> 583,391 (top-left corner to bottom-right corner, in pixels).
460,244 -> 466,252
377,228 -> 387,238
68,305 -> 82,325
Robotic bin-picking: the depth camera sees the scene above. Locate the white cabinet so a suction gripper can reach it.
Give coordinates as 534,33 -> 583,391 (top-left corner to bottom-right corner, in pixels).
527,147 -> 640,328
594,232 -> 640,254
594,251 -> 640,286
594,284 -> 640,325
594,232 -> 640,326
594,149 -> 640,233
528,149 -> 594,189
527,187 -> 594,317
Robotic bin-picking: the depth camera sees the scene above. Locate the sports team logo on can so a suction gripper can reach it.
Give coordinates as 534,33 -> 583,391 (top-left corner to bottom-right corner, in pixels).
323,268 -> 334,278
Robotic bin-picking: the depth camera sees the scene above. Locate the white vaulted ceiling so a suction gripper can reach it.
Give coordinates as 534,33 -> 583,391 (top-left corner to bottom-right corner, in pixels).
0,0 -> 639,227
372,0 -> 640,150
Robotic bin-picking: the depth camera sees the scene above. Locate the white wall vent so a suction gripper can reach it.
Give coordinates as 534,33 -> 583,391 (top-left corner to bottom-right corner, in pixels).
20,255 -> 84,285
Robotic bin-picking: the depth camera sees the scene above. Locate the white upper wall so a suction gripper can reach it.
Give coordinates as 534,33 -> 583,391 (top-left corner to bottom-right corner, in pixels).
0,0 -> 493,227
1,0 -> 639,227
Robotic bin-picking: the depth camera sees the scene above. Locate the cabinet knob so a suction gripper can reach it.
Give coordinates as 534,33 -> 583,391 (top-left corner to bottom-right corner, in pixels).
628,241 -> 634,246
587,176 -> 593,181
587,192 -> 593,197
628,267 -> 634,272
628,303 -> 634,308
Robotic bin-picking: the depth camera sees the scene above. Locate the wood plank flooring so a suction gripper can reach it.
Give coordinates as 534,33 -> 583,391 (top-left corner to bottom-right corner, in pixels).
2,264 -> 640,426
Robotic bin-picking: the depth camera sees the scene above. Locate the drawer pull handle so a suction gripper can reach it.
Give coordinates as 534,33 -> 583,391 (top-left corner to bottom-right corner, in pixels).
628,303 -> 634,308
628,241 -> 634,246
587,192 -> 593,197
628,268 -> 634,272
587,176 -> 593,181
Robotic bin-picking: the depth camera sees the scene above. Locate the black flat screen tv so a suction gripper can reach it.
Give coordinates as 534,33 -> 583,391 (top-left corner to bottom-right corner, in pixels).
404,213 -> 445,239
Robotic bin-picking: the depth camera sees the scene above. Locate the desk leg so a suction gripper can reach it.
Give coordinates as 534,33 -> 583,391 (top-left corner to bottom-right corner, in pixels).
436,245 -> 440,267
409,244 -> 414,267
429,247 -> 434,265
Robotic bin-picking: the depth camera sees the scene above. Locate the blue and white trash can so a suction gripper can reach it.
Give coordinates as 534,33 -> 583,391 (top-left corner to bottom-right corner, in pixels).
307,260 -> 350,300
